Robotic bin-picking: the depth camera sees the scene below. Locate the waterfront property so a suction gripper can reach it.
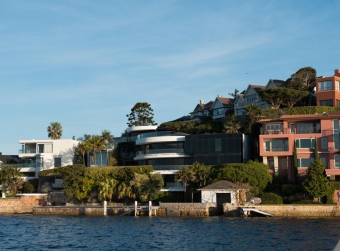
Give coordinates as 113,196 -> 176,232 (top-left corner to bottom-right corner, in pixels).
18,139 -> 79,180
259,112 -> 340,181
117,126 -> 252,192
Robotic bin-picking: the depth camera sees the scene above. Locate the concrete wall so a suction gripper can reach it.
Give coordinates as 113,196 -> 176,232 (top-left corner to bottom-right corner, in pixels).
224,204 -> 340,217
158,203 -> 216,216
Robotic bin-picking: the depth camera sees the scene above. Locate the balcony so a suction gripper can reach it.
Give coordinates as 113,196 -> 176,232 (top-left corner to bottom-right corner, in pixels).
136,149 -> 185,156
137,131 -> 187,139
265,146 -> 289,152
19,149 -> 36,154
261,127 -> 321,135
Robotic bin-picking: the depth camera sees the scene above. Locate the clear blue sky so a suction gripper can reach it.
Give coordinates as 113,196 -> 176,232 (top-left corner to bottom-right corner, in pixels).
1,0 -> 340,154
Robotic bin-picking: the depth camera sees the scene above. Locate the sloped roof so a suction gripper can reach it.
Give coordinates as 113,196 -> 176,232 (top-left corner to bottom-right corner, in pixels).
249,85 -> 265,94
271,79 -> 286,87
200,180 -> 247,190
217,97 -> 234,107
191,100 -> 214,113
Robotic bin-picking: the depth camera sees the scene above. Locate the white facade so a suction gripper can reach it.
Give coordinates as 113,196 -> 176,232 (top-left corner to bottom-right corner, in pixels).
201,190 -> 237,205
18,139 -> 79,180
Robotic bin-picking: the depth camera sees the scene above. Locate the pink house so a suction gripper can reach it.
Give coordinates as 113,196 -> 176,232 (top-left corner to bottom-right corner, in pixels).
259,112 -> 340,182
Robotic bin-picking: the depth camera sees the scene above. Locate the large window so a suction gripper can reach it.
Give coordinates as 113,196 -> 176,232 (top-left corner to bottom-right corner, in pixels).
265,139 -> 288,152
336,81 -> 340,91
335,155 -> 340,168
297,123 -> 314,134
318,80 -> 333,91
282,158 -> 287,169
298,157 -> 314,168
266,124 -> 283,131
334,120 -> 340,149
295,138 -> 315,149
319,99 -> 333,107
246,96 -> 257,104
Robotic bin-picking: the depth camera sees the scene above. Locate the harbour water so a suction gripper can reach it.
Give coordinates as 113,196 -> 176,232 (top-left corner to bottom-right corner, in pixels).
0,215 -> 339,250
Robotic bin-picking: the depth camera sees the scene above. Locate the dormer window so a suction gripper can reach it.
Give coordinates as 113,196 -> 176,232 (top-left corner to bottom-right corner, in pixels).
318,80 -> 332,91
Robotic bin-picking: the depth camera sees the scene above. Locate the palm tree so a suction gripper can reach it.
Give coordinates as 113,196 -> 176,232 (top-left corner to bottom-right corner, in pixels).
0,166 -> 23,196
117,180 -> 135,200
88,135 -> 107,166
224,114 -> 241,133
102,130 -> 114,147
192,162 -> 212,188
175,166 -> 194,202
98,178 -> 117,202
47,122 -> 63,140
76,141 -> 91,166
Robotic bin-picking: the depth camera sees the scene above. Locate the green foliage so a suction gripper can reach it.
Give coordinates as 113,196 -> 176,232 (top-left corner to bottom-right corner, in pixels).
224,114 -> 241,133
0,166 -> 24,196
98,178 -> 116,202
159,118 -> 223,134
47,122 -> 63,140
130,173 -> 164,202
191,162 -> 212,188
126,102 -> 157,126
261,106 -> 340,119
212,161 -> 272,196
259,88 -> 286,109
282,184 -> 302,196
261,192 -> 283,204
22,181 -> 35,193
58,164 -> 87,200
302,160 -> 333,202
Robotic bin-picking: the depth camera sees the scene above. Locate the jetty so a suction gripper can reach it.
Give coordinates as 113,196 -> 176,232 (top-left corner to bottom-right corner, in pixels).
239,207 -> 273,217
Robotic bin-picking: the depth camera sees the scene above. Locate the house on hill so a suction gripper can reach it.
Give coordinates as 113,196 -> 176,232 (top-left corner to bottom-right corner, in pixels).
210,95 -> 234,120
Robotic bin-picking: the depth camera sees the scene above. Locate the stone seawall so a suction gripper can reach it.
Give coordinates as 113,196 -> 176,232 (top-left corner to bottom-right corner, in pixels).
0,194 -> 47,214
158,203 -> 217,216
224,204 -> 340,217
33,206 -> 136,216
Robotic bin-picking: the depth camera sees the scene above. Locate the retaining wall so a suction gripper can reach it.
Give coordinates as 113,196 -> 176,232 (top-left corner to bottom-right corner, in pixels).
224,204 -> 340,217
0,194 -> 48,214
158,203 -> 217,216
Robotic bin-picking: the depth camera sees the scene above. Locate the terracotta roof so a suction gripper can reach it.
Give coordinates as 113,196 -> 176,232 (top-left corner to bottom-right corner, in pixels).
200,180 -> 247,190
204,101 -> 214,110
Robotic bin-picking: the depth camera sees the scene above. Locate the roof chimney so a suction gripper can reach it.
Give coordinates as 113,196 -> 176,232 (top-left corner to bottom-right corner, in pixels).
335,69 -> 340,77
200,100 -> 204,105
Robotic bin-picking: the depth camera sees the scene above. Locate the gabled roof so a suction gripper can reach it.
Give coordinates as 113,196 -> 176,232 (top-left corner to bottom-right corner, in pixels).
217,97 -> 234,107
271,79 -> 286,87
199,180 -> 247,190
191,100 -> 214,113
249,85 -> 265,94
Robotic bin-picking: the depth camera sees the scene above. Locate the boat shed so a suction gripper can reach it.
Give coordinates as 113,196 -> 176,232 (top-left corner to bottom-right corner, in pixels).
199,180 -> 248,206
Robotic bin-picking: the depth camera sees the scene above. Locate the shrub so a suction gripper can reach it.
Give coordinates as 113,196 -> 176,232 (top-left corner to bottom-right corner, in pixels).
282,184 -> 302,196
22,181 -> 35,193
261,192 -> 283,204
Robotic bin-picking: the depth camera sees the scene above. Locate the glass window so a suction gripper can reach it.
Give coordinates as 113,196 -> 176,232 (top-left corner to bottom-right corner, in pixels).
215,139 -> 221,152
290,124 -> 295,133
45,143 -> 53,153
335,155 -> 340,168
295,138 -> 315,148
334,120 -> 339,149
38,144 -> 44,153
320,157 -> 327,166
321,138 -> 328,149
318,80 -> 333,91
282,158 -> 287,169
54,156 -> 61,167
336,81 -> 340,90
319,100 -> 333,106
297,123 -> 313,133
298,158 -> 314,168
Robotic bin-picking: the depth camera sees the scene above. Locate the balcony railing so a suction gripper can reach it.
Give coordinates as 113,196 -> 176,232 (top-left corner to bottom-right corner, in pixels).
261,127 -> 322,135
265,146 -> 289,152
19,149 -> 36,154
136,149 -> 185,156
137,131 -> 187,139
0,163 -> 39,168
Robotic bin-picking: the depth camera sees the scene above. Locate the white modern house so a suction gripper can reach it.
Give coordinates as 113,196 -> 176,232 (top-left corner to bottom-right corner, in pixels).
18,139 -> 79,180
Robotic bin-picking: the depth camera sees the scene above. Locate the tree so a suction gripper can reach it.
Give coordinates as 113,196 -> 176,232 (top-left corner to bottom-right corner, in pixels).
224,114 -> 241,133
102,130 -> 114,147
130,173 -> 163,202
314,138 -> 319,162
191,162 -> 212,188
0,166 -> 23,196
175,166 -> 194,202
58,164 -> 87,200
293,141 -> 298,182
228,89 -> 239,98
302,160 -> 332,203
47,122 -> 63,140
126,102 -> 157,127
76,141 -> 91,166
244,104 -> 261,134
259,88 -> 286,109
98,178 -> 116,202
88,135 -> 108,166
291,66 -> 317,90
282,88 -> 310,108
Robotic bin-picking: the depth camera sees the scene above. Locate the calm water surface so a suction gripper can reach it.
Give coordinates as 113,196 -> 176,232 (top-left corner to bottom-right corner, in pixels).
0,215 -> 339,251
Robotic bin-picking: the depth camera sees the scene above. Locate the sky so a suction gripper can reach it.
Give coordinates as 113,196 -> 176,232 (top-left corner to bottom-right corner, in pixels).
1,0 -> 340,154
